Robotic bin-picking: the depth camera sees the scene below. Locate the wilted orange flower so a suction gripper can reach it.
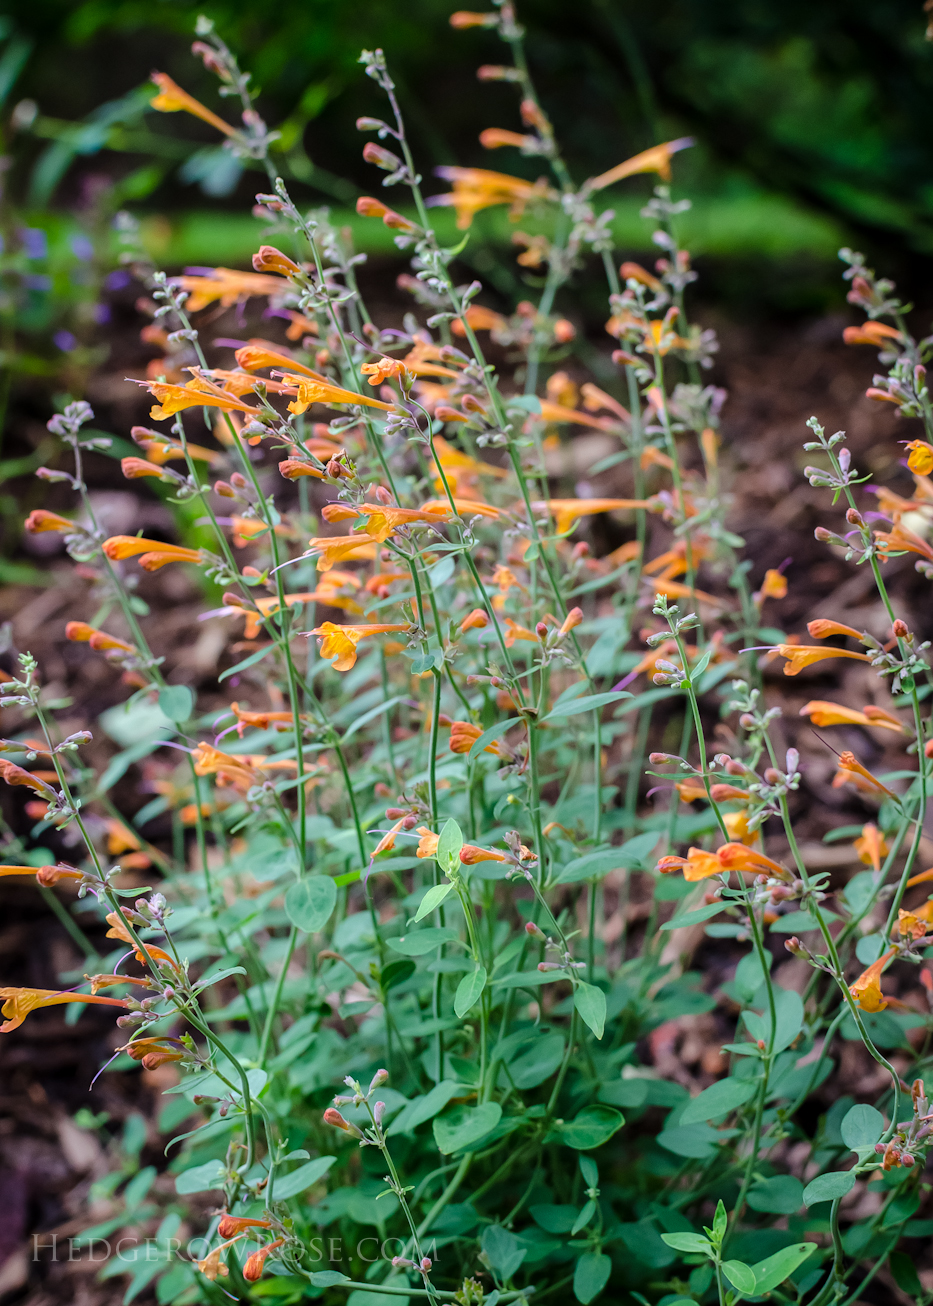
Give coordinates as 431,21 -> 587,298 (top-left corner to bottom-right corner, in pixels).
587,137 -> 693,191
850,949 -> 897,1012
252,246 -> 302,276
150,72 -> 235,136
833,751 -> 897,799
449,721 -> 503,756
427,166 -> 558,229
657,842 -> 788,883
854,823 -> 888,870
875,521 -> 933,562
769,644 -> 871,676
284,376 -> 395,416
0,986 -> 129,1033
896,909 -> 928,941
532,497 -> 652,535
0,759 -> 56,798
102,535 -> 202,572
195,1237 -> 245,1282
842,320 -> 902,347
312,622 -> 409,672
799,700 -> 902,732
24,509 -> 74,534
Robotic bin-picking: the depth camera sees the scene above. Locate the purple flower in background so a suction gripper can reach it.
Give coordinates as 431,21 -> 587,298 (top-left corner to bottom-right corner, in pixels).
105,270 -> 132,291
93,303 -> 111,324
20,228 -> 47,259
22,274 -> 51,292
70,235 -> 94,261
53,331 -> 77,352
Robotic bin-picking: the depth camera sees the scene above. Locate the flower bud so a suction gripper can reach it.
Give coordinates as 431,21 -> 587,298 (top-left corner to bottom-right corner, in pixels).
739,713 -> 756,729
785,748 -> 799,774
649,752 -> 678,764
363,142 -> 402,171
559,606 -> 583,636
535,622 -> 548,638
525,921 -> 546,940
537,961 -> 561,972
846,507 -> 864,527
893,619 -> 909,638
374,1101 -> 386,1127
369,1068 -> 389,1092
814,527 -> 833,542
757,1039 -> 766,1051
420,1257 -> 432,1272
784,936 -> 804,956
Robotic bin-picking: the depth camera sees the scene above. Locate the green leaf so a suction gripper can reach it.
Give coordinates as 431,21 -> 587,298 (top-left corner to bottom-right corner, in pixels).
841,1103 -> 884,1151
660,1232 -> 712,1255
579,1156 -> 598,1187
218,642 -> 275,681
751,1243 -> 816,1294
544,690 -> 631,720
656,1123 -> 727,1159
747,1174 -> 805,1214
387,927 -> 460,956
414,880 -> 455,922
573,1251 -> 612,1304
712,1199 -> 728,1243
890,1250 -> 923,1298
468,716 -> 521,761
271,1155 -> 336,1201
571,1200 -> 598,1235
175,1160 -> 224,1194
743,986 -> 804,1053
660,902 -> 726,931
309,1271 -> 351,1287
482,1224 -> 526,1282
803,1170 -> 856,1206
681,1076 -> 758,1124
284,876 -> 337,934
557,837 -> 656,884
433,1102 -> 502,1154
157,685 -> 193,722
341,695 -> 404,742
531,1204 -> 581,1234
722,1261 -> 756,1294
454,964 -> 487,1017
436,817 -> 464,874
380,958 -> 415,991
574,982 -> 607,1039
558,1105 -> 623,1150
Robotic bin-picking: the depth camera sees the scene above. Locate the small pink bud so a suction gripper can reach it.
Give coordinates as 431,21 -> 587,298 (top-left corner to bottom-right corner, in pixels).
374,1101 -> 386,1127
420,1257 -> 432,1272
369,1068 -> 389,1092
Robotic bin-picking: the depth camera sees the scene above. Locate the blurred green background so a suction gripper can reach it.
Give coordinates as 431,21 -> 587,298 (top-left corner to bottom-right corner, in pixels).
2,0 -> 933,294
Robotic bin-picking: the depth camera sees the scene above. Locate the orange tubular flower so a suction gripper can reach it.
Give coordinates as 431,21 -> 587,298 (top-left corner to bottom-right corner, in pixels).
137,377 -> 262,422
121,457 -> 174,481
234,344 -> 324,379
799,700 -> 902,732
312,622 -> 409,672
854,823 -> 888,871
252,246 -> 302,276
757,569 -> 788,601
875,521 -> 933,562
905,441 -> 933,476
172,268 -> 287,312
770,644 -> 871,676
0,864 -> 82,886
285,377 -> 394,416
842,321 -> 902,347
450,10 -> 499,26
0,759 -> 56,797
850,949 -> 897,1012
460,843 -> 508,864
807,619 -> 864,640
450,304 -> 508,336
279,459 -> 325,480
356,196 -> 420,232
535,400 -> 616,431
459,608 -> 489,632
420,496 -> 500,521
66,622 -> 135,654
104,910 -> 176,966
906,867 -> 933,889
306,534 -> 379,573
480,128 -> 536,149
150,72 -> 236,136
102,536 -> 202,571
649,578 -> 722,608
24,509 -> 75,534
427,166 -> 558,229
504,618 -> 539,647
217,1215 -> 273,1239
833,751 -> 898,799
619,261 -> 663,292
361,357 -> 409,386
587,137 -> 693,190
1,987 -> 130,1033
415,827 -> 440,859
228,703 -> 296,735
243,1240 -> 286,1283
321,501 -> 449,543
196,1237 -> 245,1282
658,842 -> 788,883
896,909 -> 928,941
533,498 -> 652,535
449,721 -> 502,756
